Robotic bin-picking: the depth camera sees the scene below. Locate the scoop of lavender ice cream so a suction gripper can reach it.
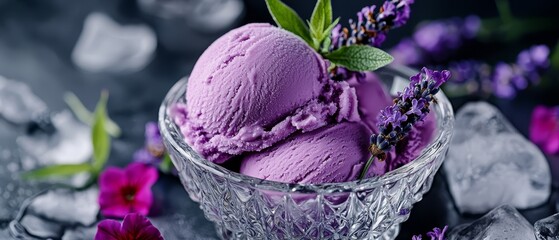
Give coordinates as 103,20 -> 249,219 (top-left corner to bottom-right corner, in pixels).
172,23 -> 360,163
239,122 -> 371,184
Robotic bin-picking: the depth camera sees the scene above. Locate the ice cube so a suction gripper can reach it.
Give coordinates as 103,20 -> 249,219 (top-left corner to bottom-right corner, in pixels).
72,12 -> 157,73
0,149 -> 50,222
535,213 -> 559,240
444,102 -> 551,214
448,205 -> 536,240
9,187 -> 99,239
17,110 -> 92,166
0,76 -> 47,124
62,225 -> 98,240
137,0 -> 244,32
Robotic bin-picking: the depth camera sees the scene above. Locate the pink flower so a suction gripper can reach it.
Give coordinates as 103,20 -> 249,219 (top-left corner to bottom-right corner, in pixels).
530,105 -> 559,155
95,213 -> 163,240
99,163 -> 158,218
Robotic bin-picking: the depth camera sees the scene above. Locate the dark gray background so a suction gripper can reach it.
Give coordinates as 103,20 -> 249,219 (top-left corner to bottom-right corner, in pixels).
0,0 -> 558,239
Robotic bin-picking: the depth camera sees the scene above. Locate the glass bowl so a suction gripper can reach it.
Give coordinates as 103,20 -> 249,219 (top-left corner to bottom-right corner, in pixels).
159,65 -> 454,240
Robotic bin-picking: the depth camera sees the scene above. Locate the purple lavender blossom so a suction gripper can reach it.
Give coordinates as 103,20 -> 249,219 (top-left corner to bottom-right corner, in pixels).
490,45 -> 550,99
330,0 -> 415,51
516,45 -> 550,83
412,226 -> 448,240
360,67 -> 451,178
426,226 -> 448,240
134,122 -> 169,170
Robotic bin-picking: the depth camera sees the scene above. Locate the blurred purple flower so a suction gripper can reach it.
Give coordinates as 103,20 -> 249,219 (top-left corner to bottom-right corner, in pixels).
145,122 -> 165,158
390,38 -> 424,66
391,15 -> 480,64
99,163 -> 159,218
95,213 -> 163,240
530,105 -> 559,155
134,149 -> 161,165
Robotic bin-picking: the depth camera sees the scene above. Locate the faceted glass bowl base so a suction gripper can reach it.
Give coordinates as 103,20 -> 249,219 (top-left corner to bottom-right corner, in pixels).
159,65 -> 454,240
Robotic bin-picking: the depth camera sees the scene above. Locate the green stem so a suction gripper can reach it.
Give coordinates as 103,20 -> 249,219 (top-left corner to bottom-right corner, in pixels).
359,155 -> 376,179
495,0 -> 514,23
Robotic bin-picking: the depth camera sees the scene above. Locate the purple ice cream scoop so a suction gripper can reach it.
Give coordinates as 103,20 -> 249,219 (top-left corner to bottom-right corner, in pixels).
172,23 -> 360,163
239,122 -> 371,184
346,72 -> 393,133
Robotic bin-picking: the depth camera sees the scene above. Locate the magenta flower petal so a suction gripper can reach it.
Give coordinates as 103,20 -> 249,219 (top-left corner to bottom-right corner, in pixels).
545,134 -> 559,155
530,105 -> 559,155
95,219 -> 123,240
95,213 -> 163,240
99,163 -> 159,218
125,163 -> 159,190
99,167 -> 127,190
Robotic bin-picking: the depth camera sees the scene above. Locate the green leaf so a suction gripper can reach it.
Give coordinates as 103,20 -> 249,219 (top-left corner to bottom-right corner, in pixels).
310,0 -> 332,42
91,91 -> 111,171
64,92 -> 122,137
324,45 -> 394,72
323,17 -> 340,40
24,163 -> 93,179
159,154 -> 173,173
551,41 -> 559,70
265,0 -> 312,44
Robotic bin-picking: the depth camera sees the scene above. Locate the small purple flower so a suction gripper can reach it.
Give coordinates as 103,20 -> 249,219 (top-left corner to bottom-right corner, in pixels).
134,149 -> 161,166
98,163 -> 159,218
411,226 -> 448,240
145,122 -> 165,158
426,226 -> 448,240
95,213 -> 163,240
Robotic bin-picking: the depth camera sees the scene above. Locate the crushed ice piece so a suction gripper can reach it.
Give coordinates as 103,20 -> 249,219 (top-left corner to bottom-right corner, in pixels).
0,76 -> 47,124
17,110 -> 92,166
535,212 -> 559,240
137,0 -> 244,32
444,102 -> 551,214
72,12 -> 157,73
448,205 -> 536,240
9,187 -> 99,239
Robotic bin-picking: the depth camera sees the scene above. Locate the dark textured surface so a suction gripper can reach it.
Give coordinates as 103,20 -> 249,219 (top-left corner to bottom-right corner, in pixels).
0,0 -> 558,239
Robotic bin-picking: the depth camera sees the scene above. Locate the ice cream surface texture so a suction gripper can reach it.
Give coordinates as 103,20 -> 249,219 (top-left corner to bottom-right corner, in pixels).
174,23 -> 360,163
239,122 -> 371,184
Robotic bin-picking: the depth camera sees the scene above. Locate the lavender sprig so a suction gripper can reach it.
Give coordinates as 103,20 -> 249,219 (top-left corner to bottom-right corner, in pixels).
330,0 -> 414,51
359,67 -> 451,179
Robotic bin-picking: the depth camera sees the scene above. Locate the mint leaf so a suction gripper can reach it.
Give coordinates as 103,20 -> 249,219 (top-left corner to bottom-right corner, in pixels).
91,91 -> 111,171
310,0 -> 332,42
64,92 -> 121,137
265,0 -> 312,44
24,163 -> 93,179
325,45 -> 394,71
